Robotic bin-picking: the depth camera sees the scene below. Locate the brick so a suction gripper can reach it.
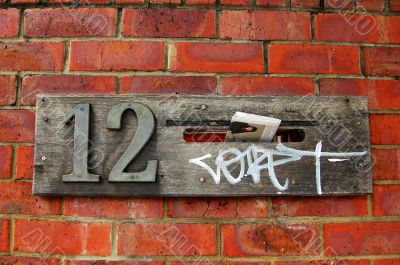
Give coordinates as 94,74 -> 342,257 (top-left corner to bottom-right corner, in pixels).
0,110 -> 35,142
375,260 -> 400,265
315,14 -> 400,43
319,79 -> 400,110
169,42 -> 264,73
291,0 -> 320,7
324,222 -> 400,255
222,224 -> 320,256
356,0 -> 384,11
0,256 -> 59,265
373,185 -> 400,216
325,0 -> 353,9
256,0 -> 285,6
185,0 -> 215,4
70,41 -> 164,71
0,9 -> 19,38
122,9 -> 215,38
221,77 -> 314,95
0,219 -> 9,252
220,10 -> 310,41
81,0 -> 109,3
272,196 -> 368,217
24,8 -> 117,37
150,0 -> 180,4
118,223 -> 216,256
173,263 -> 269,265
14,219 -> 111,256
268,44 -> 360,74
168,198 -> 268,218
120,76 -> 216,94
47,0 -> 74,3
364,47 -> 400,77
276,261 -> 369,265
370,115 -> 400,145
0,42 -> 64,71
64,197 -> 163,218
11,0 -> 37,4
21,75 -> 116,105
15,146 -> 33,179
0,146 -> 12,179
390,0 -> 400,11
115,0 -> 144,3
0,75 -> 16,105
220,0 -> 250,5
67,262 -> 162,265
372,149 -> 400,180
0,182 -> 61,215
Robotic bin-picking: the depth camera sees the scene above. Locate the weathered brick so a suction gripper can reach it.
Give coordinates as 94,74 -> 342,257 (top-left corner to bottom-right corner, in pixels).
168,198 -> 268,218
268,44 -> 360,74
0,182 -> 61,215
291,0 -> 319,7
0,146 -> 12,179
373,185 -> 400,216
324,222 -> 400,255
120,76 -> 216,94
319,79 -> 400,110
81,0 -> 109,3
0,110 -> 35,142
222,224 -> 321,256
0,256 -> 59,265
67,262 -> 162,265
390,0 -> 400,11
174,263 -> 269,265
220,0 -> 250,5
24,8 -> 117,37
64,197 -> 163,218
118,223 -> 216,256
273,196 -> 368,217
370,115 -> 400,145
0,219 -> 9,252
220,10 -> 310,41
15,146 -> 33,179
122,9 -> 215,38
375,260 -> 400,265
185,0 -> 215,5
356,0 -> 384,11
150,0 -> 180,4
115,0 -> 144,3
14,219 -> 111,256
0,42 -> 64,71
169,42 -> 264,73
0,9 -> 19,38
21,75 -> 116,105
256,0 -> 285,6
315,14 -> 400,43
364,47 -> 400,76
70,41 -> 164,71
276,261 -> 369,265
11,0 -> 37,4
324,0 -> 353,9
372,149 -> 400,180
47,0 -> 74,4
220,77 -> 314,95
0,75 -> 16,105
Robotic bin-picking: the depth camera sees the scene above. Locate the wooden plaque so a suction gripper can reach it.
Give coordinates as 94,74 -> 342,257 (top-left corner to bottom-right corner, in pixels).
33,95 -> 372,196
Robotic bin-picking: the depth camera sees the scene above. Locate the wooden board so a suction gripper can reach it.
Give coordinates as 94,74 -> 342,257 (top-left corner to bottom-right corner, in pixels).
33,95 -> 372,196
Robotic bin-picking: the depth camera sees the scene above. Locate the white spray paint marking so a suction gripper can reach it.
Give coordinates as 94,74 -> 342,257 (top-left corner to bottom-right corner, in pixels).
188,141 -> 367,195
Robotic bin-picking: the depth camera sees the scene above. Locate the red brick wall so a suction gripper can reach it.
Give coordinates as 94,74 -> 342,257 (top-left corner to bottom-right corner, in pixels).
0,0 -> 399,264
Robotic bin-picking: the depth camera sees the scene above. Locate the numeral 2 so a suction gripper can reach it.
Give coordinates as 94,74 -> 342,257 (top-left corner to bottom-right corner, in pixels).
62,103 -> 157,182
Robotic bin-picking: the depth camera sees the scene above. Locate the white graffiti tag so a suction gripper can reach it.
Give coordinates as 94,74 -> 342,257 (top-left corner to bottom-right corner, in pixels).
189,141 -> 367,195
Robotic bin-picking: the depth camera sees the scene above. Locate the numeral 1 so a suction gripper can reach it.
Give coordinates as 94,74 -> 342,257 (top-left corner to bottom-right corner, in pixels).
62,104 -> 100,182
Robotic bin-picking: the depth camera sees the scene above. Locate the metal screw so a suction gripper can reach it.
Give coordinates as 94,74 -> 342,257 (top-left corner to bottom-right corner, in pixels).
80,106 -> 85,111
43,116 -> 49,122
355,120 -> 361,125
199,177 -> 205,182
291,179 -> 296,185
285,107 -> 291,112
41,156 -> 47,161
200,104 -> 207,110
41,98 -> 46,103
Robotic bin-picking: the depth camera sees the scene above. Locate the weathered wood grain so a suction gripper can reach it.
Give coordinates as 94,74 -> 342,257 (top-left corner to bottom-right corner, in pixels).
33,95 -> 372,196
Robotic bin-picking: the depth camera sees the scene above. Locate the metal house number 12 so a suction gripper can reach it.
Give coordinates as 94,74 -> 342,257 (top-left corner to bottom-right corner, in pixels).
62,103 -> 158,183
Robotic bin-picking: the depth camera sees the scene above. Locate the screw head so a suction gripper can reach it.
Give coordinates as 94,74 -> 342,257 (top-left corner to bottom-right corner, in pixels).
41,156 -> 47,161
199,177 -> 205,182
200,104 -> 207,110
43,116 -> 49,122
355,120 -> 361,125
285,107 -> 291,112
